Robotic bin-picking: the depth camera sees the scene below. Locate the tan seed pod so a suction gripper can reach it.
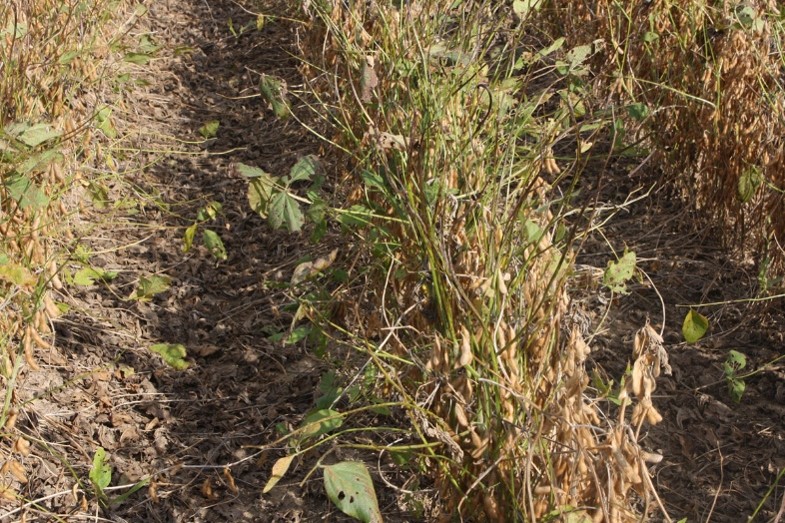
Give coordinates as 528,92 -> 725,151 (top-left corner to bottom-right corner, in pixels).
453,403 -> 469,428
12,437 -> 30,457
5,408 -> 17,430
458,326 -> 472,367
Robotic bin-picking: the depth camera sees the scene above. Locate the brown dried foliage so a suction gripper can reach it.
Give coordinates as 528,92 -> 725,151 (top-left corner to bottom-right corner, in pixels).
545,0 -> 785,270
301,1 -> 668,520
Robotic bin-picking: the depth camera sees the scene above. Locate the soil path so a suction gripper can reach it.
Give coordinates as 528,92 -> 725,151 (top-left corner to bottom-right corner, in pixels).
7,1 -> 785,522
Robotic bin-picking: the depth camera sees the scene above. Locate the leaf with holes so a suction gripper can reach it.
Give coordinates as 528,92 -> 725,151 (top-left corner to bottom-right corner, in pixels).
602,250 -> 636,294
323,461 -> 382,523
682,309 -> 708,343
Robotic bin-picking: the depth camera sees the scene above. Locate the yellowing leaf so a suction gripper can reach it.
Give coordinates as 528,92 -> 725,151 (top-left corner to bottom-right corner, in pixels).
263,454 -> 295,494
0,263 -> 36,287
682,309 -> 708,343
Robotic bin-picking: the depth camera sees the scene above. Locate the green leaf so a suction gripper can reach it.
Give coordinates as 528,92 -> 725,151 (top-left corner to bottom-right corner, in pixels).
18,123 -> 61,147
738,166 -> 762,203
5,174 -> 49,210
149,343 -> 190,370
300,409 -> 344,440
202,229 -> 227,260
96,107 -> 117,139
73,267 -> 117,286
338,204 -> 373,228
199,120 -> 220,139
89,447 -> 112,492
627,102 -> 649,121
131,275 -> 171,301
682,309 -> 709,343
182,223 -> 197,253
124,52 -> 151,65
288,155 -> 320,184
323,462 -> 382,523
259,75 -> 290,119
268,191 -> 304,232
236,162 -> 270,179
602,250 -> 636,294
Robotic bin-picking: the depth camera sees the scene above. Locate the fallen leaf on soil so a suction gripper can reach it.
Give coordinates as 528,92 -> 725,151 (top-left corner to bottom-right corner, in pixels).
263,454 -> 295,494
2,460 -> 28,484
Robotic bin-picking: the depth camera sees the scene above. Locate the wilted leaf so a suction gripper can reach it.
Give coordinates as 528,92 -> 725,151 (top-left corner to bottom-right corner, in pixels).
199,120 -> 220,139
259,75 -> 290,119
263,454 -> 295,494
268,192 -> 304,232
149,343 -> 190,370
291,249 -> 338,285
728,378 -> 746,403
182,223 -> 197,253
682,309 -> 708,343
360,55 -> 378,103
738,166 -> 762,203
202,229 -> 227,260
602,250 -> 636,294
90,447 -> 112,491
323,461 -> 382,523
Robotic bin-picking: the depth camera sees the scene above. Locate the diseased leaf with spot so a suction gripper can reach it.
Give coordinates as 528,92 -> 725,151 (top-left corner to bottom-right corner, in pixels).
323,461 -> 382,523
602,250 -> 636,294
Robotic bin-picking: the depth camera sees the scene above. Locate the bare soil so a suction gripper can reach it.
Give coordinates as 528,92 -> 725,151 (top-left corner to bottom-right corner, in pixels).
3,1 -> 784,522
